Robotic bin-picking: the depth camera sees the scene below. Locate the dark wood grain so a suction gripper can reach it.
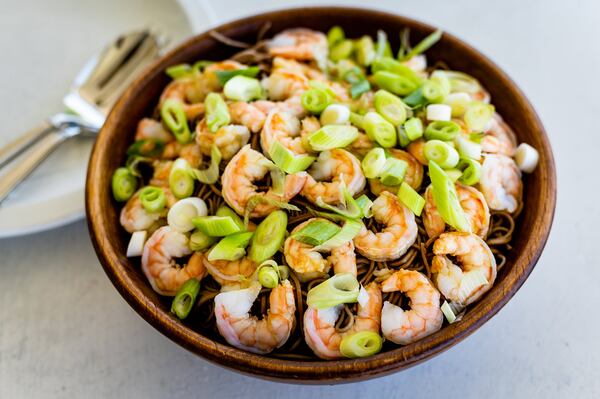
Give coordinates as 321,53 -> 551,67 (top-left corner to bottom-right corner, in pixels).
86,7 -> 556,384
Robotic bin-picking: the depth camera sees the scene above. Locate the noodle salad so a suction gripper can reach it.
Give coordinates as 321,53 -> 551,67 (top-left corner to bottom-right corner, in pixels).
111,26 -> 539,359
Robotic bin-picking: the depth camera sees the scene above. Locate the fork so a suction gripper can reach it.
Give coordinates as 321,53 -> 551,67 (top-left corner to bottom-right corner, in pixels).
0,30 -> 164,204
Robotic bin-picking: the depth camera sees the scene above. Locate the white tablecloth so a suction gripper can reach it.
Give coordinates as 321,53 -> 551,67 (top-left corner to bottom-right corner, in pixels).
1,0 -> 598,397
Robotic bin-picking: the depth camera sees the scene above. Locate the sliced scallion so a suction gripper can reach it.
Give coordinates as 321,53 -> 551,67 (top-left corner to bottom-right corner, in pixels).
248,210 -> 288,264
464,102 -> 494,132
223,75 -> 263,102
379,158 -> 408,186
167,197 -> 208,233
216,205 -> 245,231
257,260 -> 280,289
355,195 -> 373,218
355,36 -> 375,66
207,231 -> 254,261
424,120 -> 461,141
327,26 -> 345,47
301,88 -> 333,114
340,331 -> 383,358
315,185 -> 362,219
307,125 -> 359,151
330,39 -> 354,61
306,273 -> 360,309
424,140 -> 460,169
361,148 -> 386,179
426,103 -> 452,121
350,79 -> 371,99
457,158 -> 482,186
313,218 -> 364,252
374,90 -> 408,125
192,215 -> 242,237
169,158 -> 195,199
320,104 -> 351,125
375,30 -> 393,59
401,29 -> 443,61
171,278 -> 201,319
291,219 -> 340,246
205,93 -> 230,133
372,71 -> 419,96
215,66 -> 260,86
398,182 -> 425,216
112,167 -> 137,202
189,229 -> 217,251
190,145 -> 222,184
268,141 -> 315,174
161,99 -> 192,144
363,112 -> 397,148
404,117 -> 424,141
429,161 -> 471,232
455,135 -> 482,161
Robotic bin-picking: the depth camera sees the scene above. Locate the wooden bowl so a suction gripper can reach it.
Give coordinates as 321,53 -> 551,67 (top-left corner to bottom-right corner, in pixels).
86,7 -> 556,383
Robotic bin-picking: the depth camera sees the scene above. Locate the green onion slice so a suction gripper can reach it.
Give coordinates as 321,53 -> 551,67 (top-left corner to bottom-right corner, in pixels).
340,331 -> 383,358
291,219 -> 340,247
371,57 -> 423,83
313,218 -> 364,252
320,104 -> 351,125
458,270 -> 489,303
401,29 -> 443,61
192,216 -> 242,237
189,229 -> 217,252
424,140 -> 459,169
464,102 -> 494,132
207,231 -> 254,262
223,75 -> 263,102
327,26 -> 345,47
126,139 -> 164,158
315,183 -> 362,220
111,167 -> 137,202
307,125 -> 359,151
189,145 -> 222,184
350,80 -> 371,99
422,79 -> 446,103
169,158 -> 195,199
429,161 -> 471,232
432,70 -> 483,96
397,126 -> 410,148
248,210 -> 288,264
205,93 -> 231,133
375,30 -> 392,59
329,40 -> 354,62
441,300 -> 457,324
424,120 -> 461,141
243,195 -> 300,227
301,88 -> 333,114
372,71 -> 419,97
379,158 -> 408,186
306,273 -> 360,309
445,168 -> 462,182
455,135 -> 482,161
216,205 -> 245,231
363,112 -> 397,148
355,195 -> 373,218
166,63 -> 193,80
457,158 -> 482,186
160,99 -> 192,144
374,90 -> 408,125
355,35 -> 375,66
257,260 -> 280,289
398,182 -> 425,216
171,278 -> 201,319
403,87 -> 427,108
361,148 -> 386,179
139,186 -> 166,213
404,117 -> 424,141
215,66 -> 260,86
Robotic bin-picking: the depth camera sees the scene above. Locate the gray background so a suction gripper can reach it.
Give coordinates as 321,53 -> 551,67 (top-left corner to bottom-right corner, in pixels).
1,0 -> 597,397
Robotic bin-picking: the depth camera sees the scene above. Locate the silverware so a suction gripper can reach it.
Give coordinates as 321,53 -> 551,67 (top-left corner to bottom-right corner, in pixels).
0,30 -> 164,204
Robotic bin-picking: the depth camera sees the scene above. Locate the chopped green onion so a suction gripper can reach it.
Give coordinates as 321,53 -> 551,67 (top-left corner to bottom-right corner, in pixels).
215,66 -> 260,86
445,168 -> 463,182
363,112 -> 397,148
422,80 -> 446,103
192,216 -> 242,237
379,158 -> 408,186
404,117 -> 424,141
205,93 -> 230,133
126,230 -> 147,257
189,229 -> 217,251
126,139 -> 164,158
403,87 -> 427,108
223,75 -> 263,102
349,112 -> 365,129
374,90 -> 408,125
361,148 -> 386,179
441,300 -> 457,323
444,92 -> 471,117
269,166 -> 285,197
458,270 -> 488,303
514,143 -> 539,173
320,104 -> 351,125
355,36 -> 375,66
432,70 -> 483,96
340,331 -> 383,358
464,102 -> 494,132
455,135 -> 482,160
291,219 -> 340,247
424,120 -> 461,141
306,273 -> 360,309
257,260 -> 280,289
398,182 -> 425,216
243,195 -> 299,227
426,104 -> 452,121
301,88 -> 333,114
316,184 -> 362,219
372,71 -> 419,96
112,167 -> 137,202
457,158 -> 482,185
327,26 -> 345,47
313,218 -> 364,252
424,140 -> 459,169
166,64 -> 193,80
329,40 -> 354,61
350,80 -> 371,99
160,99 -> 192,144
216,205 -> 245,231
207,231 -> 254,261
401,29 -> 443,61
139,186 -> 166,213
429,161 -> 471,232
171,278 -> 201,319
189,145 -> 222,184
371,57 -> 423,82
469,132 -> 484,143
375,30 -> 393,59
248,210 -> 288,264
307,125 -> 359,151
167,198 -> 208,233
397,126 -> 410,148
343,67 -> 364,85
355,195 -> 373,218
169,158 -> 195,199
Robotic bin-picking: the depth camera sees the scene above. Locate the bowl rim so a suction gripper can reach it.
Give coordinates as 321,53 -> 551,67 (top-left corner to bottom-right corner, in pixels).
86,6 -> 556,383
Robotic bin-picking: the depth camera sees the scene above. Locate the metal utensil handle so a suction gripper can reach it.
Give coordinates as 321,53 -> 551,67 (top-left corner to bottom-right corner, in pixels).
0,128 -> 68,204
0,121 -> 55,168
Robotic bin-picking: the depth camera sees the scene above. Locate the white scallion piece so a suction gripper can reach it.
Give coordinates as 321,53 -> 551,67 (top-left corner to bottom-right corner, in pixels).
426,104 -> 452,121
126,231 -> 147,257
320,104 -> 351,125
514,143 -> 539,173
167,198 -> 208,233
441,300 -> 457,323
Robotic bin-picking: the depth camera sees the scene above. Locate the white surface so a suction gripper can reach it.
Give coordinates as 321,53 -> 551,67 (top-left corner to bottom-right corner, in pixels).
1,0 -> 599,398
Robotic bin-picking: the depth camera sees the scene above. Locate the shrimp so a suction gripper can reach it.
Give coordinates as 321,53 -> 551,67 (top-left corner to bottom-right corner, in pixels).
201,254 -> 257,286
160,142 -> 203,167
481,113 -> 517,156
301,149 -> 366,205
141,226 -> 207,296
135,118 -> 173,143
268,29 -> 328,62
284,218 -> 357,282
407,139 -> 428,165
260,109 -> 307,156
303,282 -> 382,359
479,154 -> 522,213
368,149 -> 423,194
353,191 -> 418,262
272,57 -> 325,80
221,145 -> 307,217
380,269 -> 443,345
119,187 -> 176,233
423,183 -> 490,238
228,101 -> 269,133
214,280 -> 296,354
347,132 -> 375,158
431,232 -> 497,306
263,69 -> 309,101
401,54 -> 427,73
150,160 -> 173,187
195,119 -> 250,160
